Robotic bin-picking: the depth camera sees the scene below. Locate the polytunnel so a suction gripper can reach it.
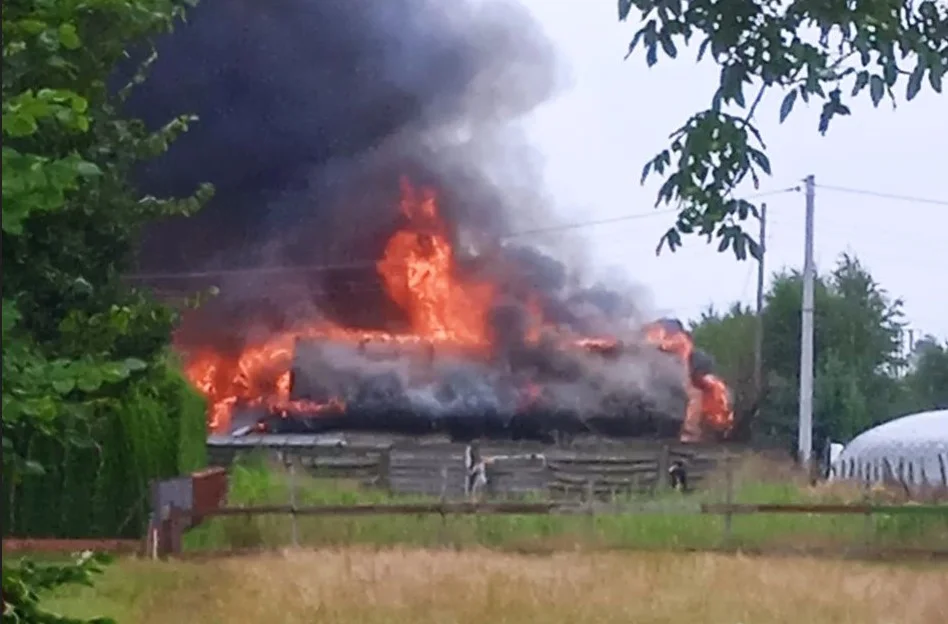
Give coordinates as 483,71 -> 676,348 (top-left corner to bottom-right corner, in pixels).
833,409 -> 948,490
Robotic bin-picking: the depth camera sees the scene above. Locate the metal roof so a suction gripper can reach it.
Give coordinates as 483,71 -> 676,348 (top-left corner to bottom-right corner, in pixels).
207,433 -> 351,448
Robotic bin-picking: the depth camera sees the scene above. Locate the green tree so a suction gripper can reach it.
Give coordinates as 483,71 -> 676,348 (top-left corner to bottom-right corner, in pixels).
2,1 -> 210,621
618,1 -> 948,258
689,253 -> 912,445
904,336 -> 948,410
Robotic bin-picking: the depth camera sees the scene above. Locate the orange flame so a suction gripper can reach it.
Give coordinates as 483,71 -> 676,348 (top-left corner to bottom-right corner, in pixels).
178,177 -> 734,441
644,322 -> 734,441
376,178 -> 495,345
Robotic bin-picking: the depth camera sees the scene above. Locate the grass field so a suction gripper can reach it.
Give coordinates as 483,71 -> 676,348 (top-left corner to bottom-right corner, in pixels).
26,456 -> 948,622
44,548 -> 948,624
180,455 -> 948,554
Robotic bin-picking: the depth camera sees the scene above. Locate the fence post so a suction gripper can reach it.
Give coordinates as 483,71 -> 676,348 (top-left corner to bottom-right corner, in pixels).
656,444 -> 671,494
585,478 -> 596,537
723,453 -> 734,546
379,447 -> 392,492
168,506 -> 185,557
436,467 -> 452,546
287,454 -> 299,548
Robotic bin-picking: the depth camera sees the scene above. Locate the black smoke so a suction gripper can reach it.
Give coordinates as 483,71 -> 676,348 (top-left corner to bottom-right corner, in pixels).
130,0 -> 560,279
124,0 -> 712,440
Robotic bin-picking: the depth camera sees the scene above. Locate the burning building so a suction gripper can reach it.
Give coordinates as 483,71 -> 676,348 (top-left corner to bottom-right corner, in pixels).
125,0 -> 733,443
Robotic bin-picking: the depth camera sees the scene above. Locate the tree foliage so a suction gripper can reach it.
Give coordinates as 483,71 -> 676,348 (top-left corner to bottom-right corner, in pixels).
2,1 -> 209,621
619,1 -> 948,258
905,336 -> 948,409
689,253 -> 947,450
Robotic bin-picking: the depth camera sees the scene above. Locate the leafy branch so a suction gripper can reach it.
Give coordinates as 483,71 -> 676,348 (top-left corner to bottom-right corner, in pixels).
3,2 -> 211,622
619,0 -> 948,259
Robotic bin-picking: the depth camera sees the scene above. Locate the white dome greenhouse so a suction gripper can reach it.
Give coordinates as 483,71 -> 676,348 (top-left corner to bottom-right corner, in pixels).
833,409 -> 948,489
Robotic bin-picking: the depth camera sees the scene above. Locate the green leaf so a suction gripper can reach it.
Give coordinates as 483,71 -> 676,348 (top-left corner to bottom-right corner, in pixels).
930,62 -> 944,94
2,113 -> 38,137
77,371 -> 103,392
52,378 -> 76,394
749,149 -> 771,175
640,159 -> 653,184
23,460 -> 46,476
747,236 -> 762,261
101,363 -> 131,383
75,161 -> 102,177
646,44 -> 658,67
852,71 -> 869,96
882,61 -> 897,87
70,96 -> 89,113
659,31 -> 677,59
123,357 -> 148,372
906,63 -> 925,101
696,37 -> 711,63
869,75 -> 885,107
656,228 -> 682,255
19,19 -> 47,34
818,102 -> 833,134
778,90 -> 797,123
58,23 -> 82,50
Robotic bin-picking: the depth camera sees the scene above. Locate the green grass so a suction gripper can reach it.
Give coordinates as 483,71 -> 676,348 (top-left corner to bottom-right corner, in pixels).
182,455 -> 948,554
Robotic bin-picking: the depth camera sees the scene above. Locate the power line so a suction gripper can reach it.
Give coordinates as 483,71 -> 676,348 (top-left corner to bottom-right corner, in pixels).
500,208 -> 677,239
815,184 -> 948,207
126,186 -> 800,281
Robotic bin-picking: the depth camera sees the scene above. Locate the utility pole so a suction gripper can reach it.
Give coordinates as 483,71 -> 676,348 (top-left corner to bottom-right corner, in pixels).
798,175 -> 816,465
753,203 -> 767,402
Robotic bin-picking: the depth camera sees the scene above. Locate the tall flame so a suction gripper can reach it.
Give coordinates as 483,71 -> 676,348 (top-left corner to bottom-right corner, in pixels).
376,178 -> 495,345
644,322 -> 734,442
177,177 -> 735,441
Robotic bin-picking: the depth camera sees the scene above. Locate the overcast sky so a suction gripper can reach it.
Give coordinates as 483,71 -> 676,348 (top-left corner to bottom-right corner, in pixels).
516,1 -> 947,341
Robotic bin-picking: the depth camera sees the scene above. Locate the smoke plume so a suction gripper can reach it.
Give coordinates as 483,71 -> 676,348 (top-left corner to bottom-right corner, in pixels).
131,0 -> 561,275
122,0 -> 728,441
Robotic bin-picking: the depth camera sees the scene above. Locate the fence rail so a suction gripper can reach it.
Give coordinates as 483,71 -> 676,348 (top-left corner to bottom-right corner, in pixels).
180,501 -> 948,520
3,538 -> 142,554
150,495 -> 948,558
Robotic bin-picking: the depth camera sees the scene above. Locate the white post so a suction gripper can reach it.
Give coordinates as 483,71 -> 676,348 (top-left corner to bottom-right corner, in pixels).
798,175 -> 816,465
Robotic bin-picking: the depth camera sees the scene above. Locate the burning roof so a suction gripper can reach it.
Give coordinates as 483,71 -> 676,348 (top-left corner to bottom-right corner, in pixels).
122,0 -> 734,443
174,180 -> 733,443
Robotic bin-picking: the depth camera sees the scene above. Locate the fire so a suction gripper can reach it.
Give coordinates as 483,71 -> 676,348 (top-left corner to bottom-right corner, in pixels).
176,177 -> 735,441
376,178 -> 495,345
643,321 -> 734,442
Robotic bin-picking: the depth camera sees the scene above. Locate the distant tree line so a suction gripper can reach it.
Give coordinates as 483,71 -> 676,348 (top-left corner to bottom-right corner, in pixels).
690,253 -> 948,449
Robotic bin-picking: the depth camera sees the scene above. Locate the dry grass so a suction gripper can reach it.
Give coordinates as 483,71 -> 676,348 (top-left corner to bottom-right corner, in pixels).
46,548 -> 947,624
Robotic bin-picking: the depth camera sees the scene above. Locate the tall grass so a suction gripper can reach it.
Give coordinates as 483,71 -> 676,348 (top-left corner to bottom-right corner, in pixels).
44,549 -> 948,624
183,453 -> 948,554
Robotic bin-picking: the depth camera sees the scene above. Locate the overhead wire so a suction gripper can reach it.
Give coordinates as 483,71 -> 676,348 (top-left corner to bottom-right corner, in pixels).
125,185 -> 801,281
813,184 -> 948,207
133,180 -> 944,323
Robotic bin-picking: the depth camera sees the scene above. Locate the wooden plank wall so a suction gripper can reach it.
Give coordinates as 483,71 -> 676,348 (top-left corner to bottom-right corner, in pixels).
207,436 -> 738,498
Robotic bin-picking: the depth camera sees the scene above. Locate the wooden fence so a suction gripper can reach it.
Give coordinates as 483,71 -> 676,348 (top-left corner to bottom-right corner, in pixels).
206,434 -> 732,499
151,497 -> 948,558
